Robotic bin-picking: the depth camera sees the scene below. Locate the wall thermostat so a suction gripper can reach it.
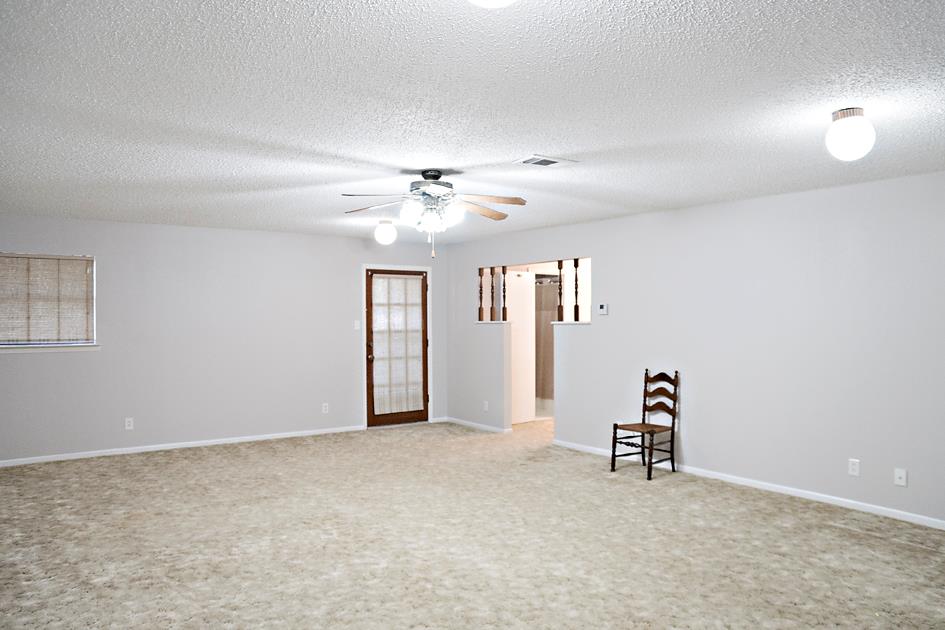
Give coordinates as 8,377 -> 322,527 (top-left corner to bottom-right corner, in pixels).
596,303 -> 609,316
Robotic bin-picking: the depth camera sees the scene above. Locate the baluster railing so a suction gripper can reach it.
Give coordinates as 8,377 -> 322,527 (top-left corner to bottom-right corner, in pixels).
501,266 -> 508,321
557,260 -> 564,322
478,268 -> 484,321
490,267 -> 497,322
573,258 -> 580,321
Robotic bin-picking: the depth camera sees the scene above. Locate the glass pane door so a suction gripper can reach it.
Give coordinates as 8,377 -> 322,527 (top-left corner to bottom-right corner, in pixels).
367,271 -> 427,425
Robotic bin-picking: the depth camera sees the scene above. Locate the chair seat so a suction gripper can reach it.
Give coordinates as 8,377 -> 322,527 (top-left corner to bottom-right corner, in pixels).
616,422 -> 672,434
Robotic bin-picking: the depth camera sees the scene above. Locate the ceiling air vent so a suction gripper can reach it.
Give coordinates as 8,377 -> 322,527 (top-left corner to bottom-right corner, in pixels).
516,154 -> 576,167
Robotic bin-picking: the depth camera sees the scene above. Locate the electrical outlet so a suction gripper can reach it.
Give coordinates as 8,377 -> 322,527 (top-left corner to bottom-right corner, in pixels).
322,403 -> 329,414
894,468 -> 908,487
124,417 -> 134,431
847,458 -> 860,476
483,400 -> 489,412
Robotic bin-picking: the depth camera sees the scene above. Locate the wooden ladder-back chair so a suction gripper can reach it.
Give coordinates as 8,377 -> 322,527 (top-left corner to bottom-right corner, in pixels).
610,370 -> 679,480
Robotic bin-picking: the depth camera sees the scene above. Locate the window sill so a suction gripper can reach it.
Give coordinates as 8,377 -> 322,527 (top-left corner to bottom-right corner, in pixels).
551,321 -> 591,326
475,321 -> 510,325
0,344 -> 100,354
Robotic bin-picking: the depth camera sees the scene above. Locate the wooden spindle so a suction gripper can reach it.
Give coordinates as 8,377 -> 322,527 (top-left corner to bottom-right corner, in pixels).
478,268 -> 484,321
501,266 -> 508,321
556,260 -> 564,322
490,267 -> 496,321
573,258 -> 580,321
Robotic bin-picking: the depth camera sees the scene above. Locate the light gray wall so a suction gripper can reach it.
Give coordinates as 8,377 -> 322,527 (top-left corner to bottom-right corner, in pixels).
447,170 -> 945,521
0,215 -> 448,460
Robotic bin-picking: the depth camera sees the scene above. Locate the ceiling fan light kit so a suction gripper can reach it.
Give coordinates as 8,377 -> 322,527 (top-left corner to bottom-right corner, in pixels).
344,169 -> 525,257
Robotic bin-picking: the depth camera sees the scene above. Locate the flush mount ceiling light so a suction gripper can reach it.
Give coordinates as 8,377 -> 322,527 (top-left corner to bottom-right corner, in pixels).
825,107 -> 876,161
373,220 -> 397,245
468,0 -> 519,8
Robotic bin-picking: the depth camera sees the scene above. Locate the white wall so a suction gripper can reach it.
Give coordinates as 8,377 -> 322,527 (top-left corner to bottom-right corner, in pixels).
447,170 -> 945,523
445,321 -> 510,430
0,215 -> 448,461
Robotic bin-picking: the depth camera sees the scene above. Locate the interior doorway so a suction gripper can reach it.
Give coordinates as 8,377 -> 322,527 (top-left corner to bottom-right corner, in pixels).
499,258 -> 590,430
365,269 -> 429,427
504,268 -> 555,428
534,274 -> 557,421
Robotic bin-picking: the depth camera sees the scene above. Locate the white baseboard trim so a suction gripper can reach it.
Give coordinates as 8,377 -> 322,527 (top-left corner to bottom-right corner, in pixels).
431,417 -> 511,434
552,438 -> 610,457
552,439 -> 945,531
0,425 -> 365,468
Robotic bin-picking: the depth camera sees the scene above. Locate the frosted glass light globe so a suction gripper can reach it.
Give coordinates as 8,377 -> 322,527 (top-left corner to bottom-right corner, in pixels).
399,198 -> 424,225
468,0 -> 518,8
825,108 -> 876,161
443,201 -> 465,228
418,211 -> 446,233
374,221 -> 397,245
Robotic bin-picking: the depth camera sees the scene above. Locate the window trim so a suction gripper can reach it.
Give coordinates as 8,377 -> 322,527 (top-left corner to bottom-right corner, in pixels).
0,344 -> 100,354
0,251 -> 97,349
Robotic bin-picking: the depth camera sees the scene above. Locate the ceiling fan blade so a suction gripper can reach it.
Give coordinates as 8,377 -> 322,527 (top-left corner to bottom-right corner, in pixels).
342,193 -> 407,197
344,201 -> 403,214
459,194 -> 526,206
454,200 -> 508,221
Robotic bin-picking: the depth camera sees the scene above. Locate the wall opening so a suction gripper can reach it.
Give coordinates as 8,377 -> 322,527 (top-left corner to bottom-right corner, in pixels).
478,258 -> 590,432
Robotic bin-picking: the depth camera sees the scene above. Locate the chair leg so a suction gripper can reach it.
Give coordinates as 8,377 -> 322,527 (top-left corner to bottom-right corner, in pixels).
646,431 -> 655,480
670,430 -> 676,472
639,432 -> 646,466
610,424 -> 617,472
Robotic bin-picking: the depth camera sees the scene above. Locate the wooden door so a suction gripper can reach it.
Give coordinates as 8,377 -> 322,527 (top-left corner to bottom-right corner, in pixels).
366,269 -> 429,426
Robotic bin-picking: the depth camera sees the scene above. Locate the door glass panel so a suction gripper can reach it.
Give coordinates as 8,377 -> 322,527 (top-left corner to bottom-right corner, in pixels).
372,274 -> 424,414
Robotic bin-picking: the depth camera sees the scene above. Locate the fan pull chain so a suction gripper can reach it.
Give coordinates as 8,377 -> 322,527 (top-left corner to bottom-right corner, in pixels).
431,232 -> 436,258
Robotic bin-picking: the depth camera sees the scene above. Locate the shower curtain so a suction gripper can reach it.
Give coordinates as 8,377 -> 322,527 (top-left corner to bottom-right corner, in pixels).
535,280 -> 556,400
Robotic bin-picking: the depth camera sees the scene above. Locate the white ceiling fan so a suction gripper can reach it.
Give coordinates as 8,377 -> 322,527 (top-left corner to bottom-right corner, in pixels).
343,169 -> 526,256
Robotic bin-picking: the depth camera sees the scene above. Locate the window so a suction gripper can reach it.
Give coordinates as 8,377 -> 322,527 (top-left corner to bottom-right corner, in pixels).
0,253 -> 95,347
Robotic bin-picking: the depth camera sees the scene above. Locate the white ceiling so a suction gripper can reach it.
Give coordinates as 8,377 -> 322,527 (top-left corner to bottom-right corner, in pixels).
2,1 -> 943,243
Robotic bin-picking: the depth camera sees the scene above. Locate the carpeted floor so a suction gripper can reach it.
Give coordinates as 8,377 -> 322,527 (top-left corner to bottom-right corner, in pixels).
1,420 -> 943,628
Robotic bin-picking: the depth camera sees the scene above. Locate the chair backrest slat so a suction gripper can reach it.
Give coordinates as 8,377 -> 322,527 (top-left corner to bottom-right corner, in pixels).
646,371 -> 676,385
646,386 -> 677,402
645,401 -> 674,415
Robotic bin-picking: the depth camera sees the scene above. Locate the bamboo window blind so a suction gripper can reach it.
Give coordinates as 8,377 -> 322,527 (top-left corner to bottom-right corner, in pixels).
0,254 -> 95,346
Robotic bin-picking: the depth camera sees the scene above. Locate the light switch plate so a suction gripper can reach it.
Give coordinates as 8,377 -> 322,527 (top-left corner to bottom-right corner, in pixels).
596,303 -> 609,316
894,468 -> 907,487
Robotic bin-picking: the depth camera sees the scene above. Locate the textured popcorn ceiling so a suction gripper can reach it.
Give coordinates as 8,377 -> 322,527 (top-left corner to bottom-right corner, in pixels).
1,1 -> 944,242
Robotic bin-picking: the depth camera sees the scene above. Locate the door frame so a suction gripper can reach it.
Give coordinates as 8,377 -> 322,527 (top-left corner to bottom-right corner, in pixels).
360,264 -> 434,428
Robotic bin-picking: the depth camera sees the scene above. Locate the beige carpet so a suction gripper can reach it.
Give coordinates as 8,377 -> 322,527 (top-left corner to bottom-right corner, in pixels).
2,421 -> 943,628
